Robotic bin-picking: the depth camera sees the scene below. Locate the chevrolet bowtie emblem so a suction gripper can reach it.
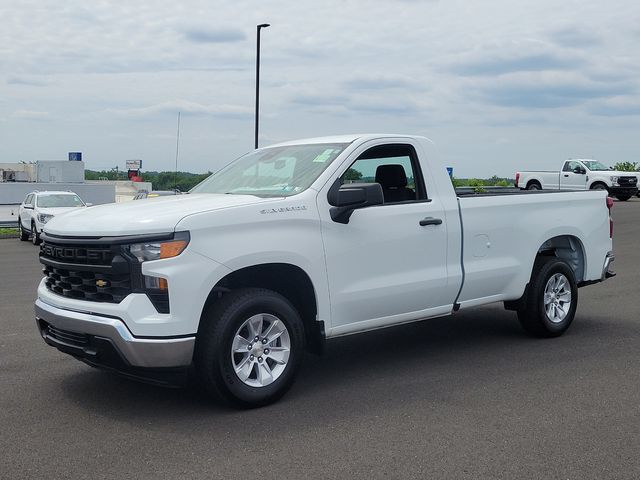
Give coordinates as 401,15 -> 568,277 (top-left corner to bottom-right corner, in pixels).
96,280 -> 109,288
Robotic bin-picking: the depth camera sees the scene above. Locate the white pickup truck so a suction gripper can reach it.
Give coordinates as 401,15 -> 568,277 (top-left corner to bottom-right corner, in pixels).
35,135 -> 615,407
516,159 -> 639,201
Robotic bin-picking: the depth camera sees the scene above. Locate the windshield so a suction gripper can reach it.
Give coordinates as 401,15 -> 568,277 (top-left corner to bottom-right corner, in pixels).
190,143 -> 348,197
36,194 -> 84,208
582,160 -> 611,171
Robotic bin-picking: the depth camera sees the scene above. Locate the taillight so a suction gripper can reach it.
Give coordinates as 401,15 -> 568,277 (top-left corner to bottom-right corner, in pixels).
606,196 -> 614,238
515,172 -> 520,188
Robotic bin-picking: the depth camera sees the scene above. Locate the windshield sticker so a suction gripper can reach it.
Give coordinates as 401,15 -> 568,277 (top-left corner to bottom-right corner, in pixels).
313,149 -> 336,163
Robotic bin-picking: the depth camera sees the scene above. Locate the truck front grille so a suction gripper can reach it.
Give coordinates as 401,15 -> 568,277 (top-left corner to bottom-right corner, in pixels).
40,243 -> 114,265
40,239 -> 135,304
42,264 -> 131,303
618,176 -> 638,187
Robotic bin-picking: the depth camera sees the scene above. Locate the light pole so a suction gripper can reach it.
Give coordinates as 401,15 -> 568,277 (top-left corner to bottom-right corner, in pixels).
255,23 -> 270,149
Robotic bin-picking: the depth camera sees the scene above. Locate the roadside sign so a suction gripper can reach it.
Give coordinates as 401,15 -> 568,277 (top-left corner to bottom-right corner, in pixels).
126,159 -> 142,170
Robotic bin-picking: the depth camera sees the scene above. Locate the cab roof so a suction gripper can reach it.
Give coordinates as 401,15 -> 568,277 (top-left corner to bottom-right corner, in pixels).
266,134 -> 423,148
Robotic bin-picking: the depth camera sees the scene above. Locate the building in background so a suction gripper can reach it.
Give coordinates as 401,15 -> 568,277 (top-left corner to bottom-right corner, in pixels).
0,152 -> 152,223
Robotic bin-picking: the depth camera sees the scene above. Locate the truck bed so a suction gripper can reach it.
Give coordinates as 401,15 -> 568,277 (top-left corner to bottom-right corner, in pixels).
454,187 -> 580,197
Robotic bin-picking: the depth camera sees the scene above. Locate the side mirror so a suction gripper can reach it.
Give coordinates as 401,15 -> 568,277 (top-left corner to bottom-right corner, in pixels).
327,181 -> 384,224
24,205 -> 33,210
573,167 -> 585,174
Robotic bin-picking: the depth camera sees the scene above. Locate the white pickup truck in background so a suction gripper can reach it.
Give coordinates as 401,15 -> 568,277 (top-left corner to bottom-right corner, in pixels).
516,159 -> 639,201
35,135 -> 616,408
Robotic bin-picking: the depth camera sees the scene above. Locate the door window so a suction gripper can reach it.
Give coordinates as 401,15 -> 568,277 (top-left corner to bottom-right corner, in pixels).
341,144 -> 426,204
564,161 -> 583,172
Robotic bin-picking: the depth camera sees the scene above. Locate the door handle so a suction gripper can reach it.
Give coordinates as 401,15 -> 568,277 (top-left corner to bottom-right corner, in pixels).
563,174 -> 569,177
419,217 -> 442,226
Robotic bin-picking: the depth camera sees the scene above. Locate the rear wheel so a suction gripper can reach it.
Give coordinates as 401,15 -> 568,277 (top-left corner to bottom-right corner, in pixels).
616,195 -> 631,201
195,288 -> 305,408
526,182 -> 541,190
517,257 -> 577,338
18,218 -> 29,241
31,222 -> 41,245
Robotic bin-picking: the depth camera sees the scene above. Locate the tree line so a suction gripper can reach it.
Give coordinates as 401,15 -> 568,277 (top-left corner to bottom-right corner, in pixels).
85,170 -> 212,192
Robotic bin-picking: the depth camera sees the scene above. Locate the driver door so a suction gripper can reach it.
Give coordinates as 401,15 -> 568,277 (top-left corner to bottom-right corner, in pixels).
318,140 -> 459,336
560,161 -> 588,190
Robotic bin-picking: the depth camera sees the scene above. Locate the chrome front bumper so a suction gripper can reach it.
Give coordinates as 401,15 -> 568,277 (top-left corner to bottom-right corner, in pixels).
35,298 -> 195,369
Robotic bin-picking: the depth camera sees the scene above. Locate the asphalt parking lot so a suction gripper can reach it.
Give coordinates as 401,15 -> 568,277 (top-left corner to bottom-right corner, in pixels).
1,200 -> 639,480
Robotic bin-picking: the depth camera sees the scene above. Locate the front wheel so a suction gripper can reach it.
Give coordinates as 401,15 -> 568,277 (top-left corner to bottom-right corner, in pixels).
616,195 -> 631,201
517,257 -> 578,338
18,218 -> 29,241
195,288 -> 305,408
31,222 -> 41,245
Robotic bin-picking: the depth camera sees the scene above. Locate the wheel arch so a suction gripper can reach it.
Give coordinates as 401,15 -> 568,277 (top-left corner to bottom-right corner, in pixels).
201,263 -> 324,354
505,234 -> 586,311
526,179 -> 542,189
589,180 -> 609,191
536,235 -> 586,283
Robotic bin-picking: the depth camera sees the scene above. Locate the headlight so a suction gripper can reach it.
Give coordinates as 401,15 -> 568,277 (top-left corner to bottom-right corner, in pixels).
610,176 -> 618,185
38,213 -> 54,223
127,232 -> 190,263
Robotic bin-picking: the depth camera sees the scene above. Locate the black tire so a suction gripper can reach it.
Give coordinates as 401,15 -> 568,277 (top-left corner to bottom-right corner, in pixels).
195,288 -> 305,408
615,195 -> 631,201
18,218 -> 29,241
31,222 -> 41,245
526,182 -> 541,190
517,257 -> 578,338
591,183 -> 608,191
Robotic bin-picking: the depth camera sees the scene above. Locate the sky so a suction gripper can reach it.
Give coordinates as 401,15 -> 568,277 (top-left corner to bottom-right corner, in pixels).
1,0 -> 639,177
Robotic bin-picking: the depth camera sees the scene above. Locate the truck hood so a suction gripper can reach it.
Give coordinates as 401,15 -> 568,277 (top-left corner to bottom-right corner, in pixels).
596,170 -> 638,177
38,206 -> 85,216
44,194 -> 275,237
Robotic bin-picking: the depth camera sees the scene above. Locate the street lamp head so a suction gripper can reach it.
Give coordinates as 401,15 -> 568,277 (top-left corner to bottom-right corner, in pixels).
257,23 -> 270,29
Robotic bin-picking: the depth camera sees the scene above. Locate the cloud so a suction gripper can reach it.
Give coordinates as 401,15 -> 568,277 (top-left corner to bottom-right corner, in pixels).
11,109 -> 50,119
349,98 -> 419,115
343,75 -> 417,91
107,100 -> 253,119
549,27 -> 602,48
589,97 -> 640,116
291,94 -> 350,107
182,27 -> 246,44
451,52 -> 584,76
1,0 -> 639,177
475,74 -> 634,108
7,75 -> 50,86
289,91 -> 419,116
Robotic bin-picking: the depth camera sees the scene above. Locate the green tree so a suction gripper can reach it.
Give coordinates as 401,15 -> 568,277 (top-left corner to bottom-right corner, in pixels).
613,162 -> 639,172
343,168 -> 363,182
